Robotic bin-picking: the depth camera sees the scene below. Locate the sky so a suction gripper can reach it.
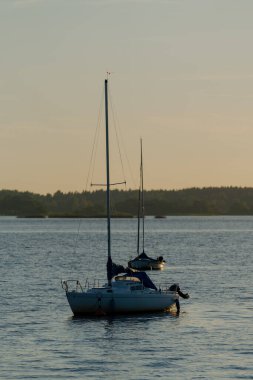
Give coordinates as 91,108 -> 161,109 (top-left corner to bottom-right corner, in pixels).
1,0 -> 253,194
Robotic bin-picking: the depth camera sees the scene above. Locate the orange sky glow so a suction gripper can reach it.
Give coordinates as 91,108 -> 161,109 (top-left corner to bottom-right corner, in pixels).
1,0 -> 253,194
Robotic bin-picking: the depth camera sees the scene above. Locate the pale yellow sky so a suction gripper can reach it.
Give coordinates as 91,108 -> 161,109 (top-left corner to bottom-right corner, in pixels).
1,0 -> 253,194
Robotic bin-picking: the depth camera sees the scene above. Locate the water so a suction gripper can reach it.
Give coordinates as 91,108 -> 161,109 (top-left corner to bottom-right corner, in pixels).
0,216 -> 252,379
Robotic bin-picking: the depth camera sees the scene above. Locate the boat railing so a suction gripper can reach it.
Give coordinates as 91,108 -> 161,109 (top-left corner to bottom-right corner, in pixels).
61,278 -> 104,293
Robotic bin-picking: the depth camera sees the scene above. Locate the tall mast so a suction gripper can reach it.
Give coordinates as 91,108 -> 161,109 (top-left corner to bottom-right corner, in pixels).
137,154 -> 141,255
141,139 -> 145,253
105,79 -> 112,286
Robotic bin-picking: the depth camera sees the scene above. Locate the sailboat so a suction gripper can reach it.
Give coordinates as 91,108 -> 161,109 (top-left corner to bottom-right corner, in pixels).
128,140 -> 166,270
62,79 -> 187,316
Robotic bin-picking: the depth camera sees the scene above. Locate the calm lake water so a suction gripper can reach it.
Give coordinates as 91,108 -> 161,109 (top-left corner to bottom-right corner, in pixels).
0,216 -> 252,379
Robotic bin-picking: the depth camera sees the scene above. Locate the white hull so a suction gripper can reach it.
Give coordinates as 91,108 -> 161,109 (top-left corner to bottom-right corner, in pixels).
65,280 -> 178,316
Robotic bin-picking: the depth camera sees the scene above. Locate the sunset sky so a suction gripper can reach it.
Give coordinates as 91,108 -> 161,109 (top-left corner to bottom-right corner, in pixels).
1,0 -> 253,194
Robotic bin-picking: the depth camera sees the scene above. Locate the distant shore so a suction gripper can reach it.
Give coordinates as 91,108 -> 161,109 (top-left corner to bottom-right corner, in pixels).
1,187 -> 253,217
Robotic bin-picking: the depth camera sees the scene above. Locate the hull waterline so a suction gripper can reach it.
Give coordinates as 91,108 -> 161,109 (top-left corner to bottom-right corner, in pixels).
66,293 -> 177,316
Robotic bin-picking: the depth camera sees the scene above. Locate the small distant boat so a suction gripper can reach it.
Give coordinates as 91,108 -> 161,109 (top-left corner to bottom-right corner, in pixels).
128,251 -> 165,270
128,140 -> 166,271
61,79 -> 189,315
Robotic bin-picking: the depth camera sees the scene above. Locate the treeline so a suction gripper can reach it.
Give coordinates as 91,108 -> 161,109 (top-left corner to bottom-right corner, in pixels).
1,187 -> 253,217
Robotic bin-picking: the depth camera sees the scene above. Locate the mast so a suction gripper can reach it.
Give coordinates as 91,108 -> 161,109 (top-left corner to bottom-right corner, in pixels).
137,164 -> 141,255
141,139 -> 145,253
105,79 -> 112,286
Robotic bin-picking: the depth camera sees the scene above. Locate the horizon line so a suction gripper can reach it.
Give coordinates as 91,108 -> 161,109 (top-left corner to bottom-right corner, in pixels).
1,185 -> 253,196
